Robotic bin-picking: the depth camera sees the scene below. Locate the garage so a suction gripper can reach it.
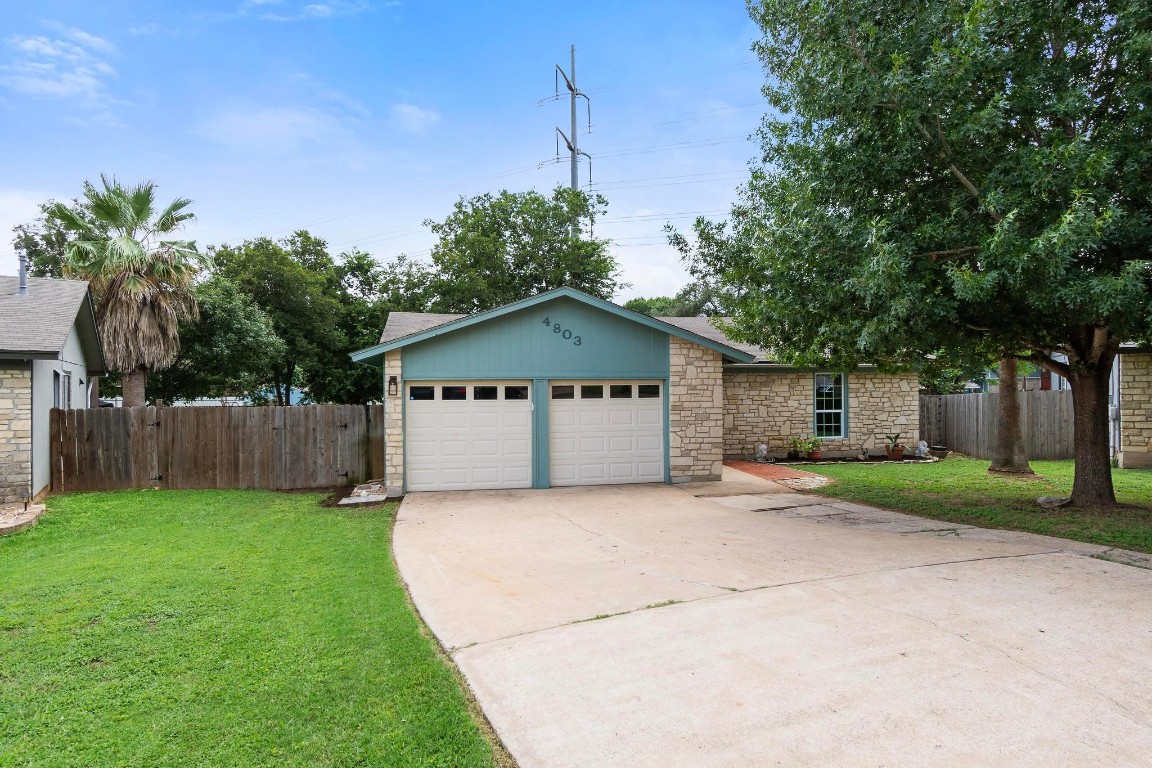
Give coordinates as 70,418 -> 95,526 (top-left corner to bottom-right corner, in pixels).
405,381 -> 533,491
351,288 -> 756,493
549,380 -> 664,486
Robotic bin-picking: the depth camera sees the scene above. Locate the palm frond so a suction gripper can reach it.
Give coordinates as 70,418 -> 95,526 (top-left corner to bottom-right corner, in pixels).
153,198 -> 194,234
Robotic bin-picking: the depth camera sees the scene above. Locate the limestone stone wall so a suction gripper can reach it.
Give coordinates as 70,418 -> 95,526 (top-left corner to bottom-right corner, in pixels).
383,350 -> 405,490
723,369 -> 919,457
1118,353 -> 1152,469
0,365 -> 33,504
668,337 -> 725,482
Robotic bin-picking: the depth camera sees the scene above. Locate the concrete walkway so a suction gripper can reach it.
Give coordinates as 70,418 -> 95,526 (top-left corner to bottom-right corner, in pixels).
394,469 -> 1152,767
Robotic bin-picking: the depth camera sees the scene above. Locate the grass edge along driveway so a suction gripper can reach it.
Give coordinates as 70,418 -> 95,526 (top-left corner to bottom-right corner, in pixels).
0,490 -> 501,768
802,457 -> 1152,554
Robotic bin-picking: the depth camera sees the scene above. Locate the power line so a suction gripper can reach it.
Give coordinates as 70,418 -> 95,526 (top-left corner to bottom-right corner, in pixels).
583,62 -> 759,96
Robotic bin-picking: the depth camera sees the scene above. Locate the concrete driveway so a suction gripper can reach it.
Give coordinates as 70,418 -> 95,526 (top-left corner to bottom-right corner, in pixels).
393,469 -> 1152,767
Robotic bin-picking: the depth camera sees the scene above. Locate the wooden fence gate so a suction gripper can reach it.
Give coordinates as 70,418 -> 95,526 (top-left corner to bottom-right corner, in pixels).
51,404 -> 387,492
919,391 -> 1075,460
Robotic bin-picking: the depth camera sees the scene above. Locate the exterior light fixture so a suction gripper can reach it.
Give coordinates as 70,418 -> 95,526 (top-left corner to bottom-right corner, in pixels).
388,375 -> 398,396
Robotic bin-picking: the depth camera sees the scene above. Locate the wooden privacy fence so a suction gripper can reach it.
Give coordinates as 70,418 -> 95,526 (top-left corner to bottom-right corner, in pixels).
51,404 -> 386,493
919,391 -> 1074,460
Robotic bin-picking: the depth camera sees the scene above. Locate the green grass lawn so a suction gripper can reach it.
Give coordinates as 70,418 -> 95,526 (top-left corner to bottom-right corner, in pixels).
801,458 -> 1152,553
0,491 -> 498,768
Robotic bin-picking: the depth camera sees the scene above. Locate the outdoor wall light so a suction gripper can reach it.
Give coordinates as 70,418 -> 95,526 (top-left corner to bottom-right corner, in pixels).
387,375 -> 398,396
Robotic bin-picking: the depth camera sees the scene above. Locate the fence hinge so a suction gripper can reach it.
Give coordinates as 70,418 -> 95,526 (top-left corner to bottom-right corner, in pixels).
151,474 -> 163,482
147,420 -> 161,428
340,422 -> 349,429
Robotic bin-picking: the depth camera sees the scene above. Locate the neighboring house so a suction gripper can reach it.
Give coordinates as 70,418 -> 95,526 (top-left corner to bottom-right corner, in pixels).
0,272 -> 105,503
351,287 -> 920,493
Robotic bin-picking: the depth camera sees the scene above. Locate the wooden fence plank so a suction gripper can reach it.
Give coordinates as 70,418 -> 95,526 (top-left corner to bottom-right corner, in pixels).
50,403 -> 384,493
920,391 -> 1075,460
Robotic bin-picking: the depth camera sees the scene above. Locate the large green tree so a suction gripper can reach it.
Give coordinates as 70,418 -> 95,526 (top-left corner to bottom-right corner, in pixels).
47,177 -> 201,407
210,233 -> 345,406
426,187 -> 621,313
703,0 -> 1152,506
13,200 -> 110,279
147,277 -> 286,403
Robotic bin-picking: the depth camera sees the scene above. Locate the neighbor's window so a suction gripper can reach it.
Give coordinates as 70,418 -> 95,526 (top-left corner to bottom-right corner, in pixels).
473,385 -> 498,400
580,384 -> 604,399
814,373 -> 845,438
638,384 -> 661,398
409,386 -> 434,401
551,385 -> 574,399
505,385 -> 529,400
610,384 -> 633,399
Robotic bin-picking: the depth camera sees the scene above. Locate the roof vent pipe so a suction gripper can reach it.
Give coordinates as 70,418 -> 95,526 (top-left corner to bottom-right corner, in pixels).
17,253 -> 29,296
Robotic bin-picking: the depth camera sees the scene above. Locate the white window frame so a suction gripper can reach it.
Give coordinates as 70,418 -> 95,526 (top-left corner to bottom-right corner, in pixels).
813,372 -> 846,440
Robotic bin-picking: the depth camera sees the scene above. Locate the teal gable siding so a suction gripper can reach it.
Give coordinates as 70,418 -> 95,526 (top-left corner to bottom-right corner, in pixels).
403,297 -> 671,380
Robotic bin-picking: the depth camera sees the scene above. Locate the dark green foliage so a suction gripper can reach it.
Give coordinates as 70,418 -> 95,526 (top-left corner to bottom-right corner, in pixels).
427,187 -> 621,313
147,277 -> 285,403
211,234 -> 346,405
705,0 -> 1152,504
623,281 -> 718,317
10,200 -> 105,279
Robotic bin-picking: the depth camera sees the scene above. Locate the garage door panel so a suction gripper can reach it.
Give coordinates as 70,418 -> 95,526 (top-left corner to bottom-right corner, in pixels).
608,435 -> 635,452
472,440 -> 500,456
406,381 -> 533,492
550,380 -> 665,487
637,435 -> 662,452
609,410 -> 636,426
504,438 -> 531,456
637,410 -> 662,426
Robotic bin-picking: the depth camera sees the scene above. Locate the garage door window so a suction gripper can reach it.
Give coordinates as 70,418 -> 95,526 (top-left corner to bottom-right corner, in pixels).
552,385 -> 575,399
474,385 -> 498,400
610,384 -> 633,398
442,385 -> 467,401
505,385 -> 529,400
638,384 -> 660,398
580,384 -> 604,398
409,385 -> 434,400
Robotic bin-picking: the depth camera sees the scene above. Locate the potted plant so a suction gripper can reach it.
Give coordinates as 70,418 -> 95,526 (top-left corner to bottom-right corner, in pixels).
803,436 -> 824,461
885,433 -> 906,461
788,436 -> 806,460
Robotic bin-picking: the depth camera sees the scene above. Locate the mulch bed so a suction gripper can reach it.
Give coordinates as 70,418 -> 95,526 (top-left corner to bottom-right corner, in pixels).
724,460 -> 824,482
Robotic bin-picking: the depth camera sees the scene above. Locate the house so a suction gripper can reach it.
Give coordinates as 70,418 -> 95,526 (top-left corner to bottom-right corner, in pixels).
0,270 -> 105,503
350,287 -> 919,493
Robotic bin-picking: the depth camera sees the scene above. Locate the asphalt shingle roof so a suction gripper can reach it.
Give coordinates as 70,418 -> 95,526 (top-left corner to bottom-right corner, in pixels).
0,276 -> 92,354
379,312 -> 465,344
656,316 -> 771,362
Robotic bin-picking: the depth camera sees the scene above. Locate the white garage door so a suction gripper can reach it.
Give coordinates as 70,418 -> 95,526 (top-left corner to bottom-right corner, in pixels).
549,380 -> 665,486
405,382 -> 533,492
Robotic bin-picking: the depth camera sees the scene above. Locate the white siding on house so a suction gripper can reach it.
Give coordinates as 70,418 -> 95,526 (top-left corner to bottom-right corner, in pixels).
30,326 -> 90,497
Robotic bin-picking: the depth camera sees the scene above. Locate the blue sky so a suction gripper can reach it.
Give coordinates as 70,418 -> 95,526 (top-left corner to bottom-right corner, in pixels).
1,0 -> 766,300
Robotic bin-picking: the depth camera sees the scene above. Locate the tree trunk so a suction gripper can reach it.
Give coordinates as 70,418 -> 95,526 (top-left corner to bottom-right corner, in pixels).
989,356 -> 1033,474
122,367 -> 148,408
1067,364 -> 1117,508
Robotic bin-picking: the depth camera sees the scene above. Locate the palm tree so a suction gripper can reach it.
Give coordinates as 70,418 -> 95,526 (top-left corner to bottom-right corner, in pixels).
48,176 -> 201,407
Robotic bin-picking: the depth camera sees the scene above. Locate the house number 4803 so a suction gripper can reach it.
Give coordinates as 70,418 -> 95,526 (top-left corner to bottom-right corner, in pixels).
542,317 -> 582,346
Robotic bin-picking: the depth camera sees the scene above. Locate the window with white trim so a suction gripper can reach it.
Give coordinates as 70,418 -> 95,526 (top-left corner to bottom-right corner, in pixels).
814,373 -> 845,438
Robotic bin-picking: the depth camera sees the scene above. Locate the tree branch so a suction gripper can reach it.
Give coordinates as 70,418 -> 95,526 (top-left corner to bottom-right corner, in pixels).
1028,350 -> 1072,379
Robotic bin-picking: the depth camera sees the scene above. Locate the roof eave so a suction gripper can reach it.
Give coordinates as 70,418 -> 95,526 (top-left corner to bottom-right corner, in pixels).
349,287 -> 756,364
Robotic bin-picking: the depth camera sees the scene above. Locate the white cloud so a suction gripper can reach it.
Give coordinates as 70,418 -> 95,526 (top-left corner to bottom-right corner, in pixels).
389,103 -> 440,135
0,26 -> 117,104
